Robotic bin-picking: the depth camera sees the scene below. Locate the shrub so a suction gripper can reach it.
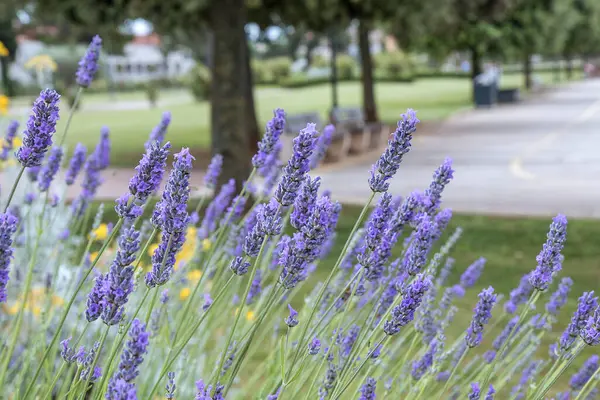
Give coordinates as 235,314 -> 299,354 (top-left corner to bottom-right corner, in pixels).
267,57 -> 292,83
146,81 -> 159,107
336,54 -> 356,80
374,51 -> 415,80
252,59 -> 274,85
187,63 -> 211,102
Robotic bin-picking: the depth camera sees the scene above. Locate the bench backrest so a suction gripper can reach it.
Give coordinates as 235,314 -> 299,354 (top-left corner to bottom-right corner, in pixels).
330,107 -> 364,127
284,112 -> 322,135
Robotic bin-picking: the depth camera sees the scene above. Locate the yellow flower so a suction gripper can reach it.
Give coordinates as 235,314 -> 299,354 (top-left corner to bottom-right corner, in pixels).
91,223 -> 108,241
179,288 -> 191,301
186,226 -> 197,238
0,41 -> 8,57
24,54 -> 57,72
187,269 -> 202,282
202,239 -> 212,251
148,243 -> 159,257
12,137 -> 22,148
246,310 -> 256,322
90,251 -> 99,261
2,288 -> 65,317
0,95 -> 9,116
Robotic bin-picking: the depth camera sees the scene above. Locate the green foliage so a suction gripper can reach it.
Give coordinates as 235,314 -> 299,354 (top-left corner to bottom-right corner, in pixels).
267,57 -> 292,82
374,51 -> 415,80
187,63 -> 211,102
252,59 -> 273,84
335,54 -> 357,80
145,81 -> 159,107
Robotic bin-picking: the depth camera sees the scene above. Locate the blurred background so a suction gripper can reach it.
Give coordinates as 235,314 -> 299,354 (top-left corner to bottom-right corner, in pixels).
0,0 -> 599,219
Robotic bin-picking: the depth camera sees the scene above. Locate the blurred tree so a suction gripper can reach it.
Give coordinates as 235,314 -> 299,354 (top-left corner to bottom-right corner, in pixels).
562,0 -> 600,77
0,2 -> 20,97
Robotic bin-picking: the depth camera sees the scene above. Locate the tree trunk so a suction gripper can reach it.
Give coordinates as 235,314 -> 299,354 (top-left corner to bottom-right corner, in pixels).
470,47 -> 482,103
523,51 -> 532,90
242,24 -> 260,156
330,32 -> 339,110
358,20 -> 378,123
208,0 -> 251,193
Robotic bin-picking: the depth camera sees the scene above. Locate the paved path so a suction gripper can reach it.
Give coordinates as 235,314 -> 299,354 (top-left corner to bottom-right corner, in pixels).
318,79 -> 600,219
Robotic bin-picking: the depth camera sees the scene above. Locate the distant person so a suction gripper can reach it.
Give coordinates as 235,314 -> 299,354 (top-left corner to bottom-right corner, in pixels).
461,60 -> 470,73
584,62 -> 595,78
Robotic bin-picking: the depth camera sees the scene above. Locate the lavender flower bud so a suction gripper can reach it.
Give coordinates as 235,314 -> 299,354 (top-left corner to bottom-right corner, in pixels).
128,141 -> 171,204
253,108 -> 285,168
384,274 -> 432,335
369,109 -> 418,192
290,176 -> 320,230
402,214 -> 436,275
101,226 -> 140,325
85,274 -> 106,322
230,257 -> 250,276
1,120 -> 19,160
285,304 -> 299,327
203,293 -> 213,311
560,291 -> 598,352
76,35 -> 102,88
432,208 -> 453,241
310,124 -> 334,169
0,213 -> 18,303
204,154 -> 223,188
468,382 -> 481,400
411,340 -> 437,380
358,377 -> 377,400
308,337 -> 321,355
146,111 -> 171,148
107,319 -> 149,397
546,277 -> 573,316
166,371 -> 176,399
466,287 -> 497,348
569,355 -> 599,390
27,166 -> 40,182
65,143 -> 87,185
94,126 -> 111,170
529,214 -> 568,291
504,273 -> 534,314
454,257 -> 486,298
423,157 -> 454,214
485,385 -> 495,400
16,89 -> 60,167
80,342 -> 102,382
485,316 -> 519,362
38,146 -> 63,192
581,307 -> 600,346
274,123 -> 317,206
198,179 -> 235,238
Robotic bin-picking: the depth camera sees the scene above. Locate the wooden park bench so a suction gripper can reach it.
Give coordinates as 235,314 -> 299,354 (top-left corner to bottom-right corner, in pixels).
283,112 -> 350,163
329,107 -> 387,152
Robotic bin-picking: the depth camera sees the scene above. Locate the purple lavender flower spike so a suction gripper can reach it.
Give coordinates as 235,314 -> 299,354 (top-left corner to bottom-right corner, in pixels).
246,269 -> 262,305
432,208 -> 453,241
402,213 -> 436,276
166,371 -> 176,399
128,141 -> 171,205
0,213 -> 19,303
203,293 -> 213,311
65,143 -> 87,185
468,382 -> 481,400
204,154 -> 223,189
310,124 -> 334,169
76,35 -> 102,88
85,274 -> 106,322
285,304 -> 299,327
453,257 -> 486,298
146,149 -> 193,287
466,287 -> 497,348
504,273 -> 534,314
485,385 -> 495,400
560,291 -> 598,352
80,342 -> 102,382
290,176 -> 320,230
24,192 -> 36,205
146,111 -> 172,148
38,146 -> 64,192
369,109 -> 418,192
581,307 -> 600,346
529,214 -> 568,291
60,337 -> 85,364
16,89 -> 60,167
253,108 -> 286,169
27,166 -> 40,182
49,192 -> 60,207
115,194 -> 143,221
95,126 -> 111,170
485,316 -> 519,362
308,337 -> 321,355
423,157 -> 454,215
1,120 -> 19,160
107,319 -> 149,398
101,226 -> 141,325
195,379 -> 213,400
230,256 -> 250,276
274,123 -> 317,206
546,277 -> 573,316
411,340 -> 437,380
358,377 -> 377,400
198,179 -> 235,238
569,355 -> 599,390
384,274 -> 432,335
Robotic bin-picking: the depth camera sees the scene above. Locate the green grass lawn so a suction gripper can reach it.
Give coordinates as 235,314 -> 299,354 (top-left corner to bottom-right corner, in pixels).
9,71 -> 583,167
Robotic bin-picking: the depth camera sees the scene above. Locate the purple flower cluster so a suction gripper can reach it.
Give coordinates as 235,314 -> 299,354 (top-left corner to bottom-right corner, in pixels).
369,109 -> 418,192
453,257 -> 486,298
570,355 -> 599,390
291,176 -> 321,229
285,304 -> 299,327
310,124 -> 335,169
358,193 -> 394,281
146,149 -> 193,287
128,141 -> 171,205
147,111 -> 172,147
529,214 -> 568,291
484,316 -> 519,363
411,339 -> 437,380
204,154 -> 223,189
504,273 -> 534,314
466,287 -> 497,347
76,35 -> 102,88
65,143 -> 87,185
582,307 -> 600,346
38,146 -> 63,192
1,120 -> 19,160
60,337 -> 85,364
358,377 -> 377,400
16,89 -> 60,168
0,213 -> 18,303
388,191 -> 423,234
423,158 -> 454,215
95,126 -> 111,170
253,108 -> 285,169
107,319 -> 149,399
559,291 -> 598,352
308,337 -> 321,355
199,179 -> 236,238
402,214 -> 436,275
546,277 -> 573,316
384,274 -> 431,335
274,123 -> 317,206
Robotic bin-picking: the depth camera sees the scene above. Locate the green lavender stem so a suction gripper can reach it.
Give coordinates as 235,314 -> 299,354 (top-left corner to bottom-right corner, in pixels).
58,87 -> 83,147
3,165 -> 25,212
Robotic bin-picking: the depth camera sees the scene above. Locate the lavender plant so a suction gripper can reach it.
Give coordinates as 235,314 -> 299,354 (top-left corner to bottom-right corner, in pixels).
0,48 -> 598,400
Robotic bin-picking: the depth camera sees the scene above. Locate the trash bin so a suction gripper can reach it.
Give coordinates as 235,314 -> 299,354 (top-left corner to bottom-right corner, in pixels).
473,72 -> 498,108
